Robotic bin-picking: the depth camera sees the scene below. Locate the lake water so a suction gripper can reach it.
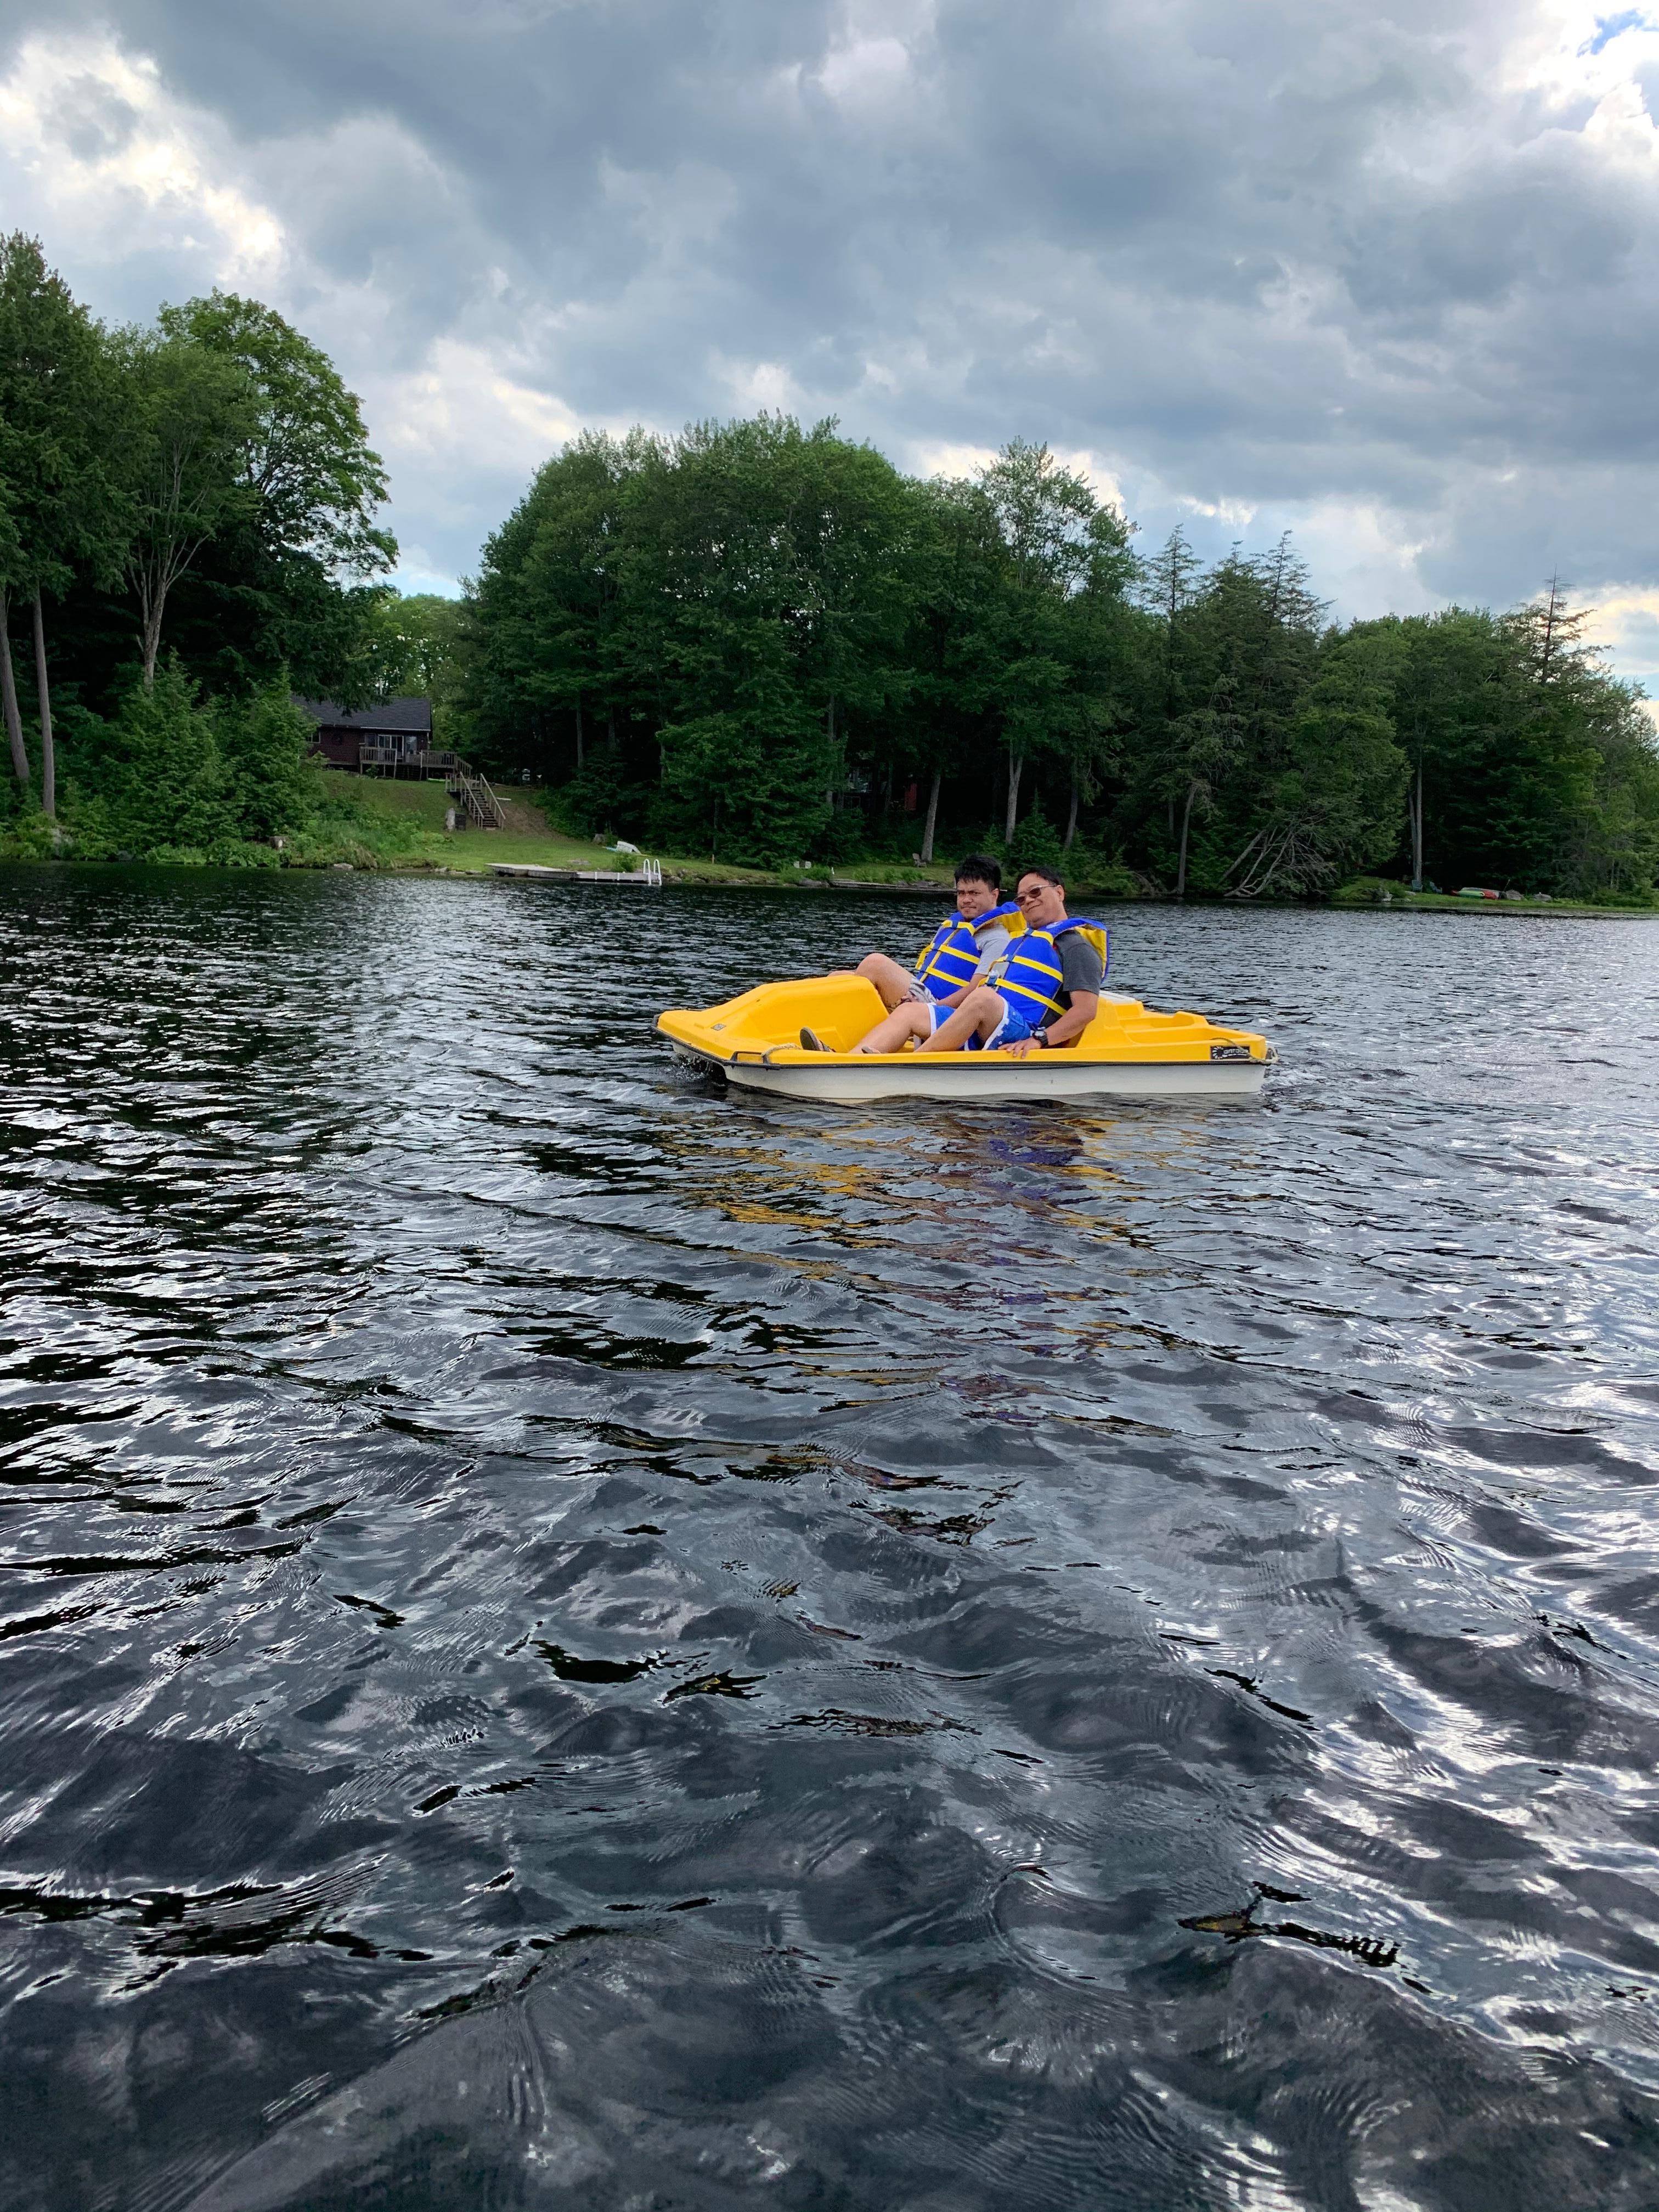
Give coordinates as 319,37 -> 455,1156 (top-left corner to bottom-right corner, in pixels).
3,867 -> 1659,2212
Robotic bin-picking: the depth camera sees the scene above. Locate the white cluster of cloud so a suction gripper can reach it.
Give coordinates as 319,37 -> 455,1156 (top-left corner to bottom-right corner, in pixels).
1,1 -> 1656,693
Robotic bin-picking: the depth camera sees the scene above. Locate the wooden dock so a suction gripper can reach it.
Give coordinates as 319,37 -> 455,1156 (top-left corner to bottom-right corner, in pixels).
491,864 -> 660,884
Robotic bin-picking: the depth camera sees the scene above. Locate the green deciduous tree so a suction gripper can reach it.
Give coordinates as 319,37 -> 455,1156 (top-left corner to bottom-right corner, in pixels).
1227,654 -> 1407,896
976,441 -> 1131,842
120,292 -> 394,686
161,292 -> 393,578
0,233 -> 125,814
117,326 -> 259,686
346,590 -> 468,706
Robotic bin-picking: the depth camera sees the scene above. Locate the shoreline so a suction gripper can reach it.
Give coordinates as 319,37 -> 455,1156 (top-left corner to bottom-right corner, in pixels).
1,853 -> 1652,916
13,776 -> 1650,910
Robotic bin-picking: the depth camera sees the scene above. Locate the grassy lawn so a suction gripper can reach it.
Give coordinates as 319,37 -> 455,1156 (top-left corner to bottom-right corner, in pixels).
311,770 -> 961,887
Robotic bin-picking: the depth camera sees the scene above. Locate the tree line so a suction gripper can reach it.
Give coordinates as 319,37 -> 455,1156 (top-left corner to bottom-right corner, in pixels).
3,228 -> 1654,898
0,232 -> 397,860
464,418 -> 1658,899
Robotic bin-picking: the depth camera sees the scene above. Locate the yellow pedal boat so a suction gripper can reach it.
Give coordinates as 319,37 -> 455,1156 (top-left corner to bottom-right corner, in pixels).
657,974 -> 1274,1104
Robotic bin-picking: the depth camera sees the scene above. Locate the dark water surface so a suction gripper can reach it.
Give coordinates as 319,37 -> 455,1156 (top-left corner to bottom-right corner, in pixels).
3,868 -> 1659,2212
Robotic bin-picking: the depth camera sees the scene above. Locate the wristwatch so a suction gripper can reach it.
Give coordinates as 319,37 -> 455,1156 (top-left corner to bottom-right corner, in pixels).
1031,1026 -> 1050,1050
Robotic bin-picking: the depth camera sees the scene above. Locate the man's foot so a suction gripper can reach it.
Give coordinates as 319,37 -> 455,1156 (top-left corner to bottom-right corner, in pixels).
799,1027 -> 830,1052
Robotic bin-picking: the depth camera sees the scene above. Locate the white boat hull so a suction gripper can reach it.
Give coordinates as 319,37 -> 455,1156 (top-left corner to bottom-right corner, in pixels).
673,1043 -> 1267,1104
659,971 -> 1274,1107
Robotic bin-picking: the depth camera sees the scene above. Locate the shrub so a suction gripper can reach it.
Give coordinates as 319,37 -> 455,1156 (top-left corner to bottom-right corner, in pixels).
1069,851 -> 1140,900
85,664 -> 234,858
0,809 -> 58,861
218,685 -> 319,842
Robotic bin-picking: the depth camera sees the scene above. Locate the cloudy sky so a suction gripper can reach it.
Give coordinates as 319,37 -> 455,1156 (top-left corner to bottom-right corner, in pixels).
3,1 -> 1657,692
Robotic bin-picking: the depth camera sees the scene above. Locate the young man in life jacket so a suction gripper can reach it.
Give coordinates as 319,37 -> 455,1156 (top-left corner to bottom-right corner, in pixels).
836,864 -> 1104,1057
801,855 -> 1018,1052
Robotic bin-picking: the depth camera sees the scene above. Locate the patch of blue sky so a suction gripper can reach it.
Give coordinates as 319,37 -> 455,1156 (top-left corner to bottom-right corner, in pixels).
1581,10 -> 1652,56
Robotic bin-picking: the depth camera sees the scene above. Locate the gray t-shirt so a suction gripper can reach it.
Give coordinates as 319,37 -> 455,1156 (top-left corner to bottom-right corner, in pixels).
970,922 -> 1011,980
1054,930 -> 1104,1008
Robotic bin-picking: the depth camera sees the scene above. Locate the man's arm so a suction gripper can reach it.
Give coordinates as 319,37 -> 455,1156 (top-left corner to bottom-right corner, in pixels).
1046,991 -> 1099,1047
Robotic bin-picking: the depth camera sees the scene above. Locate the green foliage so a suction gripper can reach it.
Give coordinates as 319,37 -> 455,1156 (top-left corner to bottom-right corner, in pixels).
80,663 -> 234,856
1000,803 -> 1066,884
115,324 -> 261,681
1,224 -> 1652,905
0,238 -> 393,748
217,684 -> 319,842
0,233 -> 123,607
462,415 -> 1658,897
52,664 -> 329,863
1071,852 -> 1142,900
0,231 -> 131,811
339,589 -> 468,714
556,736 -> 633,839
0,806 -> 58,860
284,808 -> 417,870
157,291 -> 393,577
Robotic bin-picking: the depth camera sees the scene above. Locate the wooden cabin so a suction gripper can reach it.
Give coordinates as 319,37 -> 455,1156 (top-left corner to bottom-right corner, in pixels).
296,697 -> 434,772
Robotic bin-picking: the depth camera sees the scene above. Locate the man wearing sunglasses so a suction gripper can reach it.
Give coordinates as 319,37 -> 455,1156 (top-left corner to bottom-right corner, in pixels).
989,865 -> 1105,1058
838,865 -> 1103,1057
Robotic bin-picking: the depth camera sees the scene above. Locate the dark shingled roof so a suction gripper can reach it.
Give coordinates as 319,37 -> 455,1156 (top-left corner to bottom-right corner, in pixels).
294,696 -> 433,734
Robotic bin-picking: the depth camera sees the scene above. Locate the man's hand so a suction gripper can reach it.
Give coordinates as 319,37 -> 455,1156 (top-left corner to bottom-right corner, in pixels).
998,993 -> 1100,1057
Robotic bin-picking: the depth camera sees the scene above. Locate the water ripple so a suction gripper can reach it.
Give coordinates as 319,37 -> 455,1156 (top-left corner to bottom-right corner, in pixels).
2,867 -> 1658,2209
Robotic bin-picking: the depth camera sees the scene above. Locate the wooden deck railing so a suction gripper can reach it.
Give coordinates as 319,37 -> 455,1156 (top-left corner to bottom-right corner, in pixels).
357,741 -> 457,772
350,741 -> 505,830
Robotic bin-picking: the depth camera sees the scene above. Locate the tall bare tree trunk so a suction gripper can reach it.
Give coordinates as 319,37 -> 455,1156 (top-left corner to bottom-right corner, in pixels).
0,592 -> 29,791
1176,780 -> 1197,898
920,768 -> 941,864
1064,771 -> 1079,850
32,590 -> 55,820
1410,760 -> 1423,891
140,594 -> 165,686
1004,749 -> 1023,842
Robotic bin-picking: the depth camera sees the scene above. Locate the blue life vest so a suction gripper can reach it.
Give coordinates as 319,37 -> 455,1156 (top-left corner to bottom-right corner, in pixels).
914,900 -> 1020,1000
993,917 -> 1109,1027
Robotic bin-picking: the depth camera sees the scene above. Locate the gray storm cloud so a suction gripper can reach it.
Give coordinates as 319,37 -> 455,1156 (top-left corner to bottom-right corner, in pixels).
2,0 -> 1656,684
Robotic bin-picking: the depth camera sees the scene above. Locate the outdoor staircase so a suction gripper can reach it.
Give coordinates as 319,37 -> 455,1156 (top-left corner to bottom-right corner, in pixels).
445,757 -> 506,830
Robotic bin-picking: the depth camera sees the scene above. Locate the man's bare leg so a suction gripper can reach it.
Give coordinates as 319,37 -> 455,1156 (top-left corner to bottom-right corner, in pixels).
851,1001 -> 934,1054
855,952 -> 916,1012
916,986 -> 1007,1053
